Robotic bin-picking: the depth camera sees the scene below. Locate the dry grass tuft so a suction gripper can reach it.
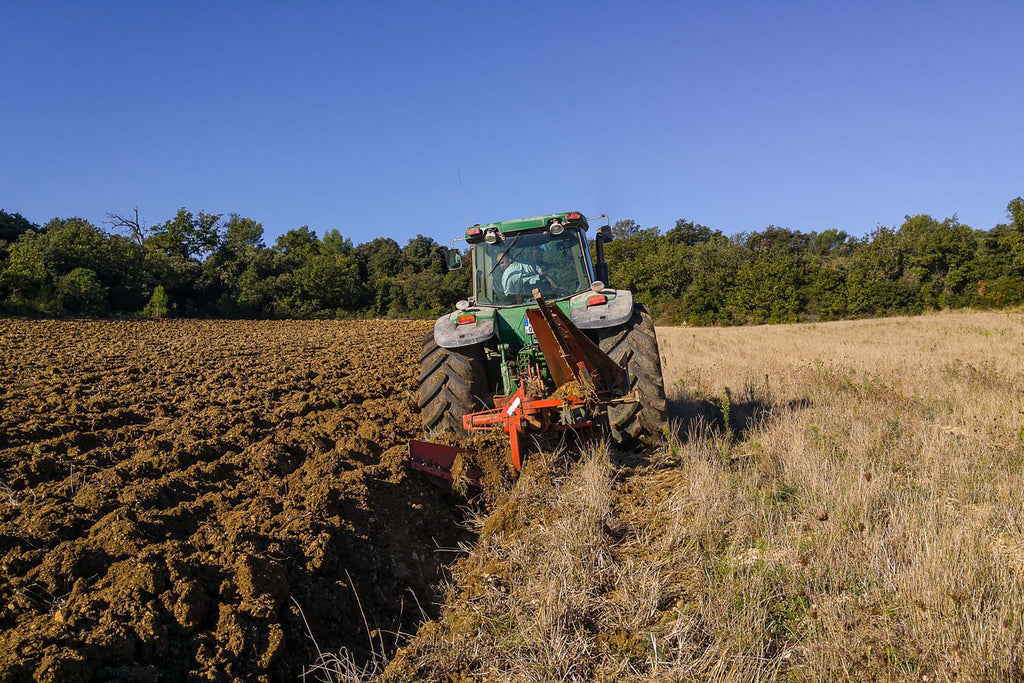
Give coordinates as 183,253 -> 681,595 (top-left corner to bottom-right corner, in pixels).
386,310 -> 1024,682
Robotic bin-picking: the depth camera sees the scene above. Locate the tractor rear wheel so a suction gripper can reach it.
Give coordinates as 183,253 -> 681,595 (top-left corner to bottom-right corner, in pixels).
598,304 -> 667,449
417,333 -> 488,436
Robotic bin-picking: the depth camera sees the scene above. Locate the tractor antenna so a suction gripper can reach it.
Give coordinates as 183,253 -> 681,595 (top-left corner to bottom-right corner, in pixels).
458,169 -> 469,228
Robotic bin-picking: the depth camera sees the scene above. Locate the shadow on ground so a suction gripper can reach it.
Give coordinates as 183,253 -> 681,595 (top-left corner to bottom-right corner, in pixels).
667,392 -> 812,444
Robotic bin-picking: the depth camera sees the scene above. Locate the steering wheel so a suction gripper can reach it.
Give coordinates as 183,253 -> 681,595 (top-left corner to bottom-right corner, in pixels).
537,275 -> 565,298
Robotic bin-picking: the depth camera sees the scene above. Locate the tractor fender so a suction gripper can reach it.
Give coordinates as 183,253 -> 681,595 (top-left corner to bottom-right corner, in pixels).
568,289 -> 634,330
433,311 -> 496,349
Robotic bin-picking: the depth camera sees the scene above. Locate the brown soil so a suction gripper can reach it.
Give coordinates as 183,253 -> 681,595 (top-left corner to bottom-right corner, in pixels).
0,319 -> 475,682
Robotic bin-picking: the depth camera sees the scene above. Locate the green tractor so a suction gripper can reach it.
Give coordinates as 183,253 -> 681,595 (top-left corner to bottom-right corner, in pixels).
412,211 -> 667,480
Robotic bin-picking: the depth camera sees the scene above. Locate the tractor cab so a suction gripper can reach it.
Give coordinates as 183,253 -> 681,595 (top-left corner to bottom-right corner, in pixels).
467,214 -> 595,306
435,211 -> 631,352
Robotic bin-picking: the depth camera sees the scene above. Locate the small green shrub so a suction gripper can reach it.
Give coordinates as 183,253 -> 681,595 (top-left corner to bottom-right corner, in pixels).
142,285 -> 170,319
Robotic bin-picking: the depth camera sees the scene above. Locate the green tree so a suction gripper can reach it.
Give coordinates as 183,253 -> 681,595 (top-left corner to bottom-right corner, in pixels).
727,252 -> 805,324
102,235 -> 149,313
1,229 -> 50,313
808,228 -> 854,257
0,210 -> 37,243
611,219 -> 642,240
680,233 -> 744,325
143,208 -> 224,314
273,226 -> 320,270
268,229 -> 364,317
146,208 -> 223,261
0,217 -> 112,315
974,197 -> 1024,307
1005,197 -> 1024,274
1008,197 -> 1024,230
801,229 -> 855,320
665,219 -> 714,246
402,235 -> 444,274
846,228 -> 915,315
356,237 -> 403,315
896,214 -> 978,308
602,224 -> 662,295
223,214 -> 265,253
57,267 -> 108,316
201,214 -> 266,315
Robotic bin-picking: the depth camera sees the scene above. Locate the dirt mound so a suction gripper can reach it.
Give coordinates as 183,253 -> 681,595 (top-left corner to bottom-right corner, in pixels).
0,320 -> 474,681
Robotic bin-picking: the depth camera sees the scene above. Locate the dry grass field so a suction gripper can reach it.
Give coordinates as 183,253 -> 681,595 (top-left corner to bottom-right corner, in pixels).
387,311 -> 1024,682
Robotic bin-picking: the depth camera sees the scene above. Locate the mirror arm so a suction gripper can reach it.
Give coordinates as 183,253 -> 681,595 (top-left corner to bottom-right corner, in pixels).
595,233 -> 610,286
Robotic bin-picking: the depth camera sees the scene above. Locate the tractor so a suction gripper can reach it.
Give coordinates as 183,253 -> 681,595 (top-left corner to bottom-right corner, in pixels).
410,211 -> 667,486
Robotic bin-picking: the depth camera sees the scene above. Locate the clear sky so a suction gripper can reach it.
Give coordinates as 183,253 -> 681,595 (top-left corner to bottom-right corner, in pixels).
2,1 -> 1022,245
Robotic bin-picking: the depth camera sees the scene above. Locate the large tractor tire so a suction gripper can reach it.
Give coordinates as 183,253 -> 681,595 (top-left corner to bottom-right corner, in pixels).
598,304 -> 667,449
417,333 -> 489,436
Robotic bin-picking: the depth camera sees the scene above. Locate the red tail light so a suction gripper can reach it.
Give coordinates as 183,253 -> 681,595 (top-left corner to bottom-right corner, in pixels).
457,314 -> 476,325
566,212 -> 582,220
586,295 -> 607,306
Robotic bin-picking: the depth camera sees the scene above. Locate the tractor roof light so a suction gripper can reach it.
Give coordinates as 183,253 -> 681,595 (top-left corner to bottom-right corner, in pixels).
548,220 -> 564,236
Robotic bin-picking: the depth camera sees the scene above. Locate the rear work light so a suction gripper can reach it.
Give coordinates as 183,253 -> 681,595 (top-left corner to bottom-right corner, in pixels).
586,295 -> 607,306
457,314 -> 476,325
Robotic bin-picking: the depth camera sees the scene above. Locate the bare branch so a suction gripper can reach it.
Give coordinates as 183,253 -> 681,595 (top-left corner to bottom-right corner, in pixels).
104,207 -> 147,244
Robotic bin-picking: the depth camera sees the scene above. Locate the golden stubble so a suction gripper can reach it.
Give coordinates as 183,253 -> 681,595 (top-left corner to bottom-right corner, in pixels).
656,310 -> 1024,680
388,310 -> 1024,682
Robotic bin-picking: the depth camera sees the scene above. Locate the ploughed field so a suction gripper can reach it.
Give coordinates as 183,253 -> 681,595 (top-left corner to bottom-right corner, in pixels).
0,320 -> 472,682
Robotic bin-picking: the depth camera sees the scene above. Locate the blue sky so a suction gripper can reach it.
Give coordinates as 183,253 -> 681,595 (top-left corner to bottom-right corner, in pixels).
2,1 -> 1022,245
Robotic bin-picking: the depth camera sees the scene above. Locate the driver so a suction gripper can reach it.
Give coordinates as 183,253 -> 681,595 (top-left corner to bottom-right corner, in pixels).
501,245 -> 560,297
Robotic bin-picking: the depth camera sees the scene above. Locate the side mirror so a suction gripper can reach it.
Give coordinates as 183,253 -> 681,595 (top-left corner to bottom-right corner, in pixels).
446,249 -> 463,270
598,224 -> 614,242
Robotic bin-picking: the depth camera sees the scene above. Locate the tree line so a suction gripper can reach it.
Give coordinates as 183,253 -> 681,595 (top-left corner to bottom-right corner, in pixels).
0,198 -> 1022,324
0,209 -> 470,319
606,197 -> 1024,324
